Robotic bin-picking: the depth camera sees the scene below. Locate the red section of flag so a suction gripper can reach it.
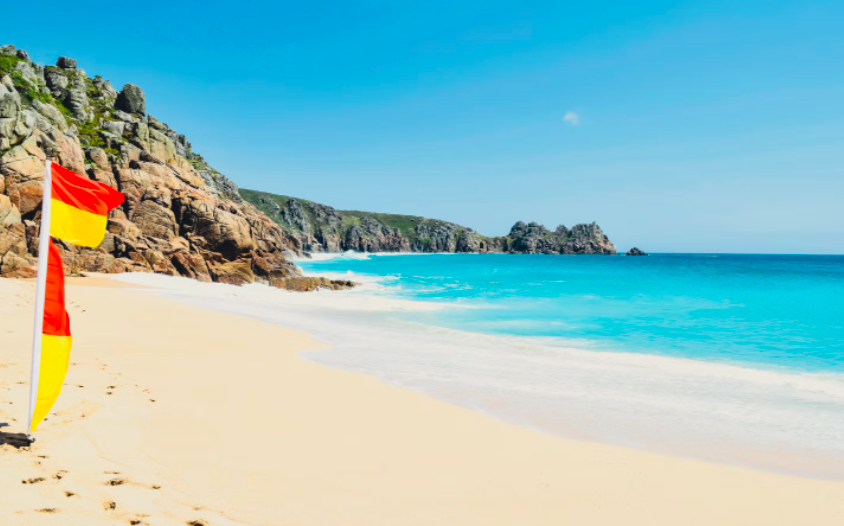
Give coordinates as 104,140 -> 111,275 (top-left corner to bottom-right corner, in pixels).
43,238 -> 70,338
51,163 -> 124,215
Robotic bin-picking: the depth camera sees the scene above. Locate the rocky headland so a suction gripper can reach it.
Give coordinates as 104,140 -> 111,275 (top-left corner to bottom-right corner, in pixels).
0,45 -> 356,291
0,43 -> 618,293
242,190 -> 617,255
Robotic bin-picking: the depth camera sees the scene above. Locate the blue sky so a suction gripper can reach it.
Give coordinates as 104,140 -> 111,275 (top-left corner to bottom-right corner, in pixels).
5,0 -> 843,253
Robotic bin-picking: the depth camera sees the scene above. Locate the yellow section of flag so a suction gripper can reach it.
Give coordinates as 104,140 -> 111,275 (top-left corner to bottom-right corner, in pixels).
50,198 -> 109,248
31,334 -> 73,432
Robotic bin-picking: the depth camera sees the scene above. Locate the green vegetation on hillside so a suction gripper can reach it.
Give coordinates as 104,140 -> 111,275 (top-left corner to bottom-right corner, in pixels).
340,210 -> 424,238
240,188 -> 479,247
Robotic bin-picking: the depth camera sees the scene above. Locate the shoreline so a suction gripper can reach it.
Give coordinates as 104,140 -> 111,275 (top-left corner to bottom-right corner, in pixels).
2,275 -> 844,524
110,270 -> 844,481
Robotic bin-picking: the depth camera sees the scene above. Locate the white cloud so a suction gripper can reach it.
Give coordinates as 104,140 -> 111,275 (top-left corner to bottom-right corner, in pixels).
563,111 -> 580,126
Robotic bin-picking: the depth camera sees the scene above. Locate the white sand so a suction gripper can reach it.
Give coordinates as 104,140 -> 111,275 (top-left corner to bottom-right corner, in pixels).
1,275 -> 844,525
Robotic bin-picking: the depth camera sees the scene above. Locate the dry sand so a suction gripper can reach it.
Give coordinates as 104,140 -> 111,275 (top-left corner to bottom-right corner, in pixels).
1,275 -> 844,525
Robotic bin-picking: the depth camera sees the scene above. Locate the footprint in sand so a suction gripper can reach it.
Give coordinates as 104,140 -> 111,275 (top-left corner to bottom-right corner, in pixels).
36,508 -> 57,513
22,477 -> 45,484
50,401 -> 99,425
64,491 -> 74,497
103,500 -> 116,510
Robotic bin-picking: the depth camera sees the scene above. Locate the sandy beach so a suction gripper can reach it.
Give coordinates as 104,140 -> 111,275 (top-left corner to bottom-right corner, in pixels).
2,275 -> 844,526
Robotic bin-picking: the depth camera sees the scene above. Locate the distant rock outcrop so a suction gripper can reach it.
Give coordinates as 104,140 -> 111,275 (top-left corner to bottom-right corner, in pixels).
242,191 -> 618,255
625,247 -> 647,256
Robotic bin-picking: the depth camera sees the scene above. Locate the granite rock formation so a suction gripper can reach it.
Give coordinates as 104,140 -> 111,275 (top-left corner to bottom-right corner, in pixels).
242,191 -> 617,255
0,46 -> 352,291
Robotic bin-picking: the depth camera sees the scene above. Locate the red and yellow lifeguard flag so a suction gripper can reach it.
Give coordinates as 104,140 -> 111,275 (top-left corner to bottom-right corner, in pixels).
28,162 -> 125,433
30,239 -> 72,432
49,162 -> 124,247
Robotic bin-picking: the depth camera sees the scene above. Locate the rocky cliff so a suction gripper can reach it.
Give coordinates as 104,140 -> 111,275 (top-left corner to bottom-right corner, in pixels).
0,45 -> 356,291
242,190 -> 617,255
0,43 -> 616,290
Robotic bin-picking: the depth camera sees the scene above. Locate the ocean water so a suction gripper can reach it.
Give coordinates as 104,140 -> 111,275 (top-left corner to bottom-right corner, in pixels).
299,253 -> 844,373
114,253 -> 844,479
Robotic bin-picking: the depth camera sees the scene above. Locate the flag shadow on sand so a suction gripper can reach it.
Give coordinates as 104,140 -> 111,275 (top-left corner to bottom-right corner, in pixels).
0,423 -> 31,449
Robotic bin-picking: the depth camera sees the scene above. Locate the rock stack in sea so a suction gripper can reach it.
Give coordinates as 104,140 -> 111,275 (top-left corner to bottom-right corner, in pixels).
243,191 -> 618,255
0,45 -> 353,290
625,247 -> 647,256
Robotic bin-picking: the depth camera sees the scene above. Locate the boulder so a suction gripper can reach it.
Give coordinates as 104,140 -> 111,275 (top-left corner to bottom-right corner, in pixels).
1,251 -> 36,278
65,88 -> 90,120
19,108 -> 50,135
107,218 -> 142,240
92,78 -> 118,101
0,146 -> 42,185
77,251 -> 116,273
116,84 -> 145,115
170,250 -> 212,282
147,114 -> 167,131
270,276 -> 356,292
626,247 -> 648,256
13,61 -> 40,87
112,110 -> 139,123
198,168 -> 242,202
8,180 -> 44,215
181,200 -> 254,259
86,147 -> 109,167
101,119 -> 125,137
148,128 -> 176,161
57,56 -> 77,69
132,196 -> 178,240
0,223 -> 27,256
33,100 -> 68,130
0,195 -> 21,226
88,167 -> 117,189
210,258 -> 254,285
0,88 -> 20,119
44,68 -> 69,97
46,128 -> 86,175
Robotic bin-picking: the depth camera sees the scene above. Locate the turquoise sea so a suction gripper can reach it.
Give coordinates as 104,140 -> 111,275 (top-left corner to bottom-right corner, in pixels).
120,253 -> 844,479
299,253 -> 844,374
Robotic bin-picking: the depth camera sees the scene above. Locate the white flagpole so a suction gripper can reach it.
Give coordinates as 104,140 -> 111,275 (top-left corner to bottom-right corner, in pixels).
27,160 -> 52,439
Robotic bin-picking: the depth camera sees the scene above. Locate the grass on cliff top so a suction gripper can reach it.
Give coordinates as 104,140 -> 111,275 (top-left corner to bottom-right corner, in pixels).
242,189 -> 429,237
241,188 -> 490,245
339,210 -> 425,237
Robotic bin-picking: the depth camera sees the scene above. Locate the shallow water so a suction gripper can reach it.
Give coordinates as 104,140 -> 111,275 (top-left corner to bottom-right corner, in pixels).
300,253 -> 844,373
113,252 -> 844,479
